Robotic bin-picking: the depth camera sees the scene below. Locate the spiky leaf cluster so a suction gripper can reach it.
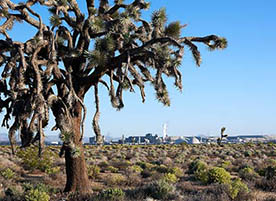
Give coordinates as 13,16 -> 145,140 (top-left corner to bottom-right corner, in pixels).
89,17 -> 105,32
50,15 -> 61,27
165,21 -> 181,39
0,0 -> 227,152
126,5 -> 141,21
152,8 -> 167,28
95,35 -> 115,54
208,37 -> 228,50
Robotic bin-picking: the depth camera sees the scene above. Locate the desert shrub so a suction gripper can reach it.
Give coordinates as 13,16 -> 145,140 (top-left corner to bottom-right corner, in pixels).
255,177 -> 276,192
22,183 -> 34,192
220,160 -> 232,169
23,183 -> 51,201
141,169 -> 155,178
130,165 -> 143,173
244,150 -> 252,157
207,167 -> 231,184
87,164 -> 101,179
136,162 -> 155,170
4,185 -> 23,198
112,160 -> 131,170
189,160 -> 209,183
229,178 -> 249,199
0,168 -> 15,180
125,174 -> 142,187
33,183 -> 52,193
263,196 -> 276,201
98,161 -> 109,169
195,168 -> 209,184
260,166 -> 276,179
154,165 -> 183,178
106,166 -> 119,173
169,167 -> 184,177
155,164 -> 169,173
105,174 -> 126,186
188,159 -> 208,174
196,183 -> 253,201
267,159 -> 276,166
144,179 -> 175,200
239,167 -> 259,181
16,146 -> 56,172
182,185 -> 231,201
98,188 -> 125,201
45,166 -> 60,175
162,173 -> 178,183
25,189 -> 50,201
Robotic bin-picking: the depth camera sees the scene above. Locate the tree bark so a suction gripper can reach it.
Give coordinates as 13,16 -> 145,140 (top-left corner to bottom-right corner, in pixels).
63,101 -> 91,193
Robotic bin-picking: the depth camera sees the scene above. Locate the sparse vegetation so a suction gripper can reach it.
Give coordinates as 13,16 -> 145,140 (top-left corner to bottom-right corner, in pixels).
98,188 -> 125,201
1,143 -> 276,200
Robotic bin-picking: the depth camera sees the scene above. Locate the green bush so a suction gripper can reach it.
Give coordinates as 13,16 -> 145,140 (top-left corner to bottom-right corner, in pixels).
16,146 -> 56,172
23,183 -> 52,201
207,167 -> 231,184
144,179 -> 175,200
220,160 -> 232,169
99,188 -> 125,201
136,162 -> 155,170
106,166 -> 119,173
33,183 -> 51,193
169,167 -> 183,178
189,160 -> 209,183
130,165 -> 143,173
162,173 -> 178,183
88,164 -> 101,178
188,160 -> 208,174
239,167 -> 259,180
106,174 -> 126,186
229,178 -> 249,199
195,168 -> 209,184
45,166 -> 60,175
25,189 -> 50,201
0,168 -> 15,180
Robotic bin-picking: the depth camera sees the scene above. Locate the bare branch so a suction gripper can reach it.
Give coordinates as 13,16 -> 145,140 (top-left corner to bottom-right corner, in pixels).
92,84 -> 102,144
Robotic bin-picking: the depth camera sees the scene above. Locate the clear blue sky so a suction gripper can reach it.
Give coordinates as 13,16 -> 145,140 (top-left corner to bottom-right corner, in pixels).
1,0 -> 276,138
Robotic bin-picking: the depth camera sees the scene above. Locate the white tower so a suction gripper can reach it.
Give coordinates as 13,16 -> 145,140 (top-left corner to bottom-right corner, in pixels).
163,123 -> 168,140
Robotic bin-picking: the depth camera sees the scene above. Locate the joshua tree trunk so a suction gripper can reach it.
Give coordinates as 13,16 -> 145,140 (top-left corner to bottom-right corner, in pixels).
64,144 -> 90,193
63,101 -> 91,193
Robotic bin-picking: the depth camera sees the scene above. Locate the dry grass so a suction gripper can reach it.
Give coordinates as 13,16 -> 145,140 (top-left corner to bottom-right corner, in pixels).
0,143 -> 276,200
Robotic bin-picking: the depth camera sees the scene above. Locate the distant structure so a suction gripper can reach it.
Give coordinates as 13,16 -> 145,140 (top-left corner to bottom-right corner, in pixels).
163,123 -> 168,142
122,133 -> 162,145
227,135 -> 268,143
121,135 -> 125,144
166,136 -> 201,144
86,133 -> 273,145
191,137 -> 201,144
89,136 -> 105,145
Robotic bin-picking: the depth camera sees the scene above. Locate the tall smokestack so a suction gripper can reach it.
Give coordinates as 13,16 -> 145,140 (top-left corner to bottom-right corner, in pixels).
163,123 -> 167,140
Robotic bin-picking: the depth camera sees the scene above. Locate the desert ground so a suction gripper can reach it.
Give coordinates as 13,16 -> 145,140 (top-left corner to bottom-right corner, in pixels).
1,143 -> 276,201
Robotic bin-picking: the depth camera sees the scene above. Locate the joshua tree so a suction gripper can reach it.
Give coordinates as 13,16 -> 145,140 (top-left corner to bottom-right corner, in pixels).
217,127 -> 228,145
0,0 -> 227,193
